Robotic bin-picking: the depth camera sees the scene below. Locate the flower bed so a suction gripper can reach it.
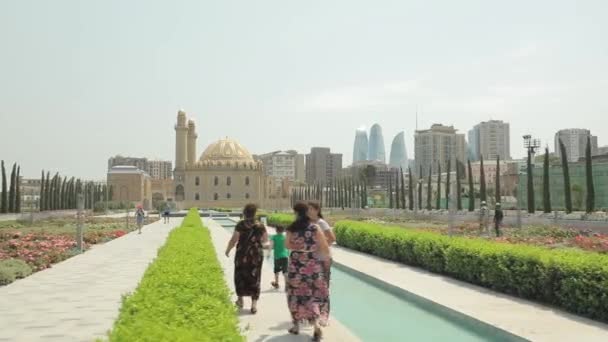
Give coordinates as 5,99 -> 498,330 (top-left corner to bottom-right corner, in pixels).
107,208 -> 242,341
334,220 -> 608,323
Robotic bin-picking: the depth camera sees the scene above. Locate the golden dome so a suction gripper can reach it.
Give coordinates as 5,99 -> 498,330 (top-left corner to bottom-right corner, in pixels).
200,138 -> 254,164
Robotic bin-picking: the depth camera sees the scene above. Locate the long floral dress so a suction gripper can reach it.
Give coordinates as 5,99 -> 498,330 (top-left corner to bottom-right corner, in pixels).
287,223 -> 329,325
234,220 -> 266,300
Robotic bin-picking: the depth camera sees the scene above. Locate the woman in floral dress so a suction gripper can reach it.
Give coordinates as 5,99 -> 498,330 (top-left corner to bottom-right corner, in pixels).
225,204 -> 268,314
286,202 -> 331,341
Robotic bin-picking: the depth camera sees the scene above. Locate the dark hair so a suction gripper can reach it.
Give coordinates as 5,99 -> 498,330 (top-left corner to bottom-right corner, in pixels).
307,201 -> 323,219
287,201 -> 310,232
243,203 -> 257,220
275,225 -> 285,233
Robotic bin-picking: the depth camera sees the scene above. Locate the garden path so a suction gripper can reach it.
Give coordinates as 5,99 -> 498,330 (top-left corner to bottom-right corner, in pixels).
0,218 -> 180,342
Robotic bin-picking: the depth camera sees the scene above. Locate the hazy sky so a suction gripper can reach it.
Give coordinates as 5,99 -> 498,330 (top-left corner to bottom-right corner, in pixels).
1,0 -> 607,179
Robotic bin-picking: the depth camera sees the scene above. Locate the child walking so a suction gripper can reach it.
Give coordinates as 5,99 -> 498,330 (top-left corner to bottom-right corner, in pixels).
270,225 -> 289,290
135,206 -> 145,234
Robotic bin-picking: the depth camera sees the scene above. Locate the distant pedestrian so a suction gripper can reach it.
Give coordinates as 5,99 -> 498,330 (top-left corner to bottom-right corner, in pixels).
269,225 -> 289,290
135,206 -> 145,234
479,201 -> 489,235
494,203 -> 504,237
163,203 -> 170,224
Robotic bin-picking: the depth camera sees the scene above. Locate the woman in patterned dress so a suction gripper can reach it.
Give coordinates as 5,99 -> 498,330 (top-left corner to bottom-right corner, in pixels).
285,202 -> 331,341
225,203 -> 268,314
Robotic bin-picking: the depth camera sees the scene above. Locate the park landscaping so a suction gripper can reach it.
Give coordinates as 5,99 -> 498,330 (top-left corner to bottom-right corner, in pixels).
107,208 -> 242,342
0,215 -> 156,285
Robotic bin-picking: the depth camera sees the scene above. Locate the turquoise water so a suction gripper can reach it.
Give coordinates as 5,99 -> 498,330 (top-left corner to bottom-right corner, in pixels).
330,266 -> 526,342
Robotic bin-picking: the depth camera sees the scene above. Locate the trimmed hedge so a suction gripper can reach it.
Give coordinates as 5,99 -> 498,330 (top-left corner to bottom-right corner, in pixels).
108,208 -> 243,341
335,220 -> 608,323
267,213 -> 293,227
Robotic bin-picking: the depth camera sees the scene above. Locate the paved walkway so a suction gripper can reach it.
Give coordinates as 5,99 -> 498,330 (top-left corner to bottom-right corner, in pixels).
332,246 -> 608,342
205,219 -> 361,341
0,219 -> 180,342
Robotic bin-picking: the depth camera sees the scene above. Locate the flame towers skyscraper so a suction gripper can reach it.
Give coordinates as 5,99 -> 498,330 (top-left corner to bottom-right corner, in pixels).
389,131 -> 408,170
352,127 -> 369,163
368,123 -> 386,163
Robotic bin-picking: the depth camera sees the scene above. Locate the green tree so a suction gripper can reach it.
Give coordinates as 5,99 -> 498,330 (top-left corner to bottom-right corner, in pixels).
456,160 -> 462,211
445,160 -> 451,209
407,167 -> 414,210
8,163 -> 16,212
1,161 -> 7,213
559,139 -> 572,213
426,165 -> 432,210
436,163 -> 442,209
585,136 -> 595,213
417,165 -> 422,210
39,170 -> 45,211
467,159 -> 474,211
542,148 -> 551,213
44,171 -> 50,211
526,149 -> 535,213
388,174 -> 393,209
15,166 -> 21,213
479,156 -> 486,203
495,155 -> 501,206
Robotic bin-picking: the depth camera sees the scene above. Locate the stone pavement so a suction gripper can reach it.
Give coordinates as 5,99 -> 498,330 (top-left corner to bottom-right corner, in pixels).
0,219 -> 180,342
204,218 -> 361,342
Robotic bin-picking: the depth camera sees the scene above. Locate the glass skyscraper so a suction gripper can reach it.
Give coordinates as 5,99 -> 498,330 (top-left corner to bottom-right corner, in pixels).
368,123 -> 386,163
389,131 -> 408,170
352,127 -> 369,163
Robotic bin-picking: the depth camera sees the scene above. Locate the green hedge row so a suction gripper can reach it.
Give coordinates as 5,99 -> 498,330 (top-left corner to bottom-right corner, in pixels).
267,213 -> 293,227
334,220 -> 608,323
108,208 -> 243,341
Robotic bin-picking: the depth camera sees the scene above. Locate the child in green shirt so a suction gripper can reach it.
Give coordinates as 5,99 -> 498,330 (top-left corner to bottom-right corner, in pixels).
270,225 -> 289,290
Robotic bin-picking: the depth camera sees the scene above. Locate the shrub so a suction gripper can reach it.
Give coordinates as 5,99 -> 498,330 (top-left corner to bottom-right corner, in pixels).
0,258 -> 33,285
267,213 -> 293,227
334,220 -> 608,323
108,208 -> 243,341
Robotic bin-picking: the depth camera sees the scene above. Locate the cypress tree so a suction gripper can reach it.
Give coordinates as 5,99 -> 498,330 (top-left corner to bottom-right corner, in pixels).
362,178 -> 368,208
1,161 -> 7,213
418,165 -> 423,210
445,159 -> 451,209
44,171 -> 51,211
39,170 -> 45,211
426,165 -> 432,210
496,155 -> 501,206
542,148 -> 551,213
388,175 -> 393,209
407,167 -> 414,210
479,156 -> 486,203
8,164 -> 16,212
559,139 -> 572,213
527,149 -> 535,213
585,136 -> 595,213
436,163 -> 442,209
15,166 -> 21,213
467,160 -> 474,211
456,161 -> 462,211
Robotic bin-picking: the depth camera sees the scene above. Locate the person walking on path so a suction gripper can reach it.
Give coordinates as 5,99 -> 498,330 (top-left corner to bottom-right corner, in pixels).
135,206 -> 145,234
286,202 -> 331,341
225,203 -> 268,314
163,203 -> 170,224
493,203 -> 504,237
479,201 -> 489,235
308,201 -> 335,321
269,225 -> 289,290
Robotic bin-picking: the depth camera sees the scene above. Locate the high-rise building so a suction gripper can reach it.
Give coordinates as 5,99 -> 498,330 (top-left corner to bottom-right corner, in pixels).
389,131 -> 408,170
108,156 -> 172,180
468,120 -> 511,161
352,127 -> 369,164
305,147 -> 342,184
368,124 -> 386,163
555,129 -> 598,162
256,150 -> 305,186
415,124 -> 466,177
108,156 -> 148,173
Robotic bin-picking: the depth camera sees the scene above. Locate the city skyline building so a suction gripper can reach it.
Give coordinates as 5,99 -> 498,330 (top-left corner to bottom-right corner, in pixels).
256,150 -> 305,186
389,131 -> 408,170
368,124 -> 386,163
107,156 -> 172,180
468,120 -> 511,161
555,129 -> 598,162
352,127 -> 369,164
305,147 -> 342,184
415,124 -> 466,177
